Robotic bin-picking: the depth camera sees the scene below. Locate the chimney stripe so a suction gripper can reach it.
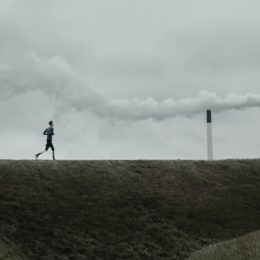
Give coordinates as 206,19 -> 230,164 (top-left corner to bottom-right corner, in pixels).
207,109 -> 212,123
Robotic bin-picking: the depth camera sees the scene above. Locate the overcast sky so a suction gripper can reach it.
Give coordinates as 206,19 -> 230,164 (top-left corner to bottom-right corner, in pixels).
1,0 -> 260,160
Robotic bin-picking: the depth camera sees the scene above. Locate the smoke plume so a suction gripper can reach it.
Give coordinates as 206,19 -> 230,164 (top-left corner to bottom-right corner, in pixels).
100,91 -> 260,120
1,51 -> 260,121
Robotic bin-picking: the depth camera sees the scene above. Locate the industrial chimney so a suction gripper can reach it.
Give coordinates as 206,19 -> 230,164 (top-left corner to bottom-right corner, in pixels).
207,110 -> 213,160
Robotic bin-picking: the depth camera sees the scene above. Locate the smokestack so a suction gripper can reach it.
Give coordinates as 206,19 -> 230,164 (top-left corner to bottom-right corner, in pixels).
206,110 -> 213,160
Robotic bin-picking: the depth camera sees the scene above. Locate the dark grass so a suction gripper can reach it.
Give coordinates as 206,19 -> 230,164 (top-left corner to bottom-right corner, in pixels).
0,160 -> 260,259
187,230 -> 260,260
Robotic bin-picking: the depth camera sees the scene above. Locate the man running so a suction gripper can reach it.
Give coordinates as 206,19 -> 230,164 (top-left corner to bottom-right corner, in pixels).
35,121 -> 55,160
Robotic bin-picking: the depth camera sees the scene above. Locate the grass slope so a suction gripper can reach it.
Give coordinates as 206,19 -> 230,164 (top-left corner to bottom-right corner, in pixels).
186,230 -> 260,260
0,159 -> 260,259
0,236 -> 28,260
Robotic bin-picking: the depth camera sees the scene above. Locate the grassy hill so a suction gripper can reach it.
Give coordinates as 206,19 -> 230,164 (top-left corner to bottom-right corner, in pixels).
187,230 -> 260,260
0,159 -> 260,259
0,236 -> 27,260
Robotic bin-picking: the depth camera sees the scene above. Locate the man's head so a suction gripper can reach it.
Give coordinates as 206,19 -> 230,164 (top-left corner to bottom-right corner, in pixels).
49,121 -> 54,127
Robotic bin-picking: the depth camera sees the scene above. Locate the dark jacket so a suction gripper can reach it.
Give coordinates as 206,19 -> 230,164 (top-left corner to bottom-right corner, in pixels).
43,127 -> 54,141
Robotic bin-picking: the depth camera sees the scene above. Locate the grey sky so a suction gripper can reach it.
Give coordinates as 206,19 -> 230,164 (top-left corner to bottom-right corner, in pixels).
0,0 -> 260,159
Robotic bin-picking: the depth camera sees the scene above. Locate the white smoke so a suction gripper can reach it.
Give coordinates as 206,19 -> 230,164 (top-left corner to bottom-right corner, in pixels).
100,91 -> 260,120
0,51 -> 105,108
1,51 -> 260,121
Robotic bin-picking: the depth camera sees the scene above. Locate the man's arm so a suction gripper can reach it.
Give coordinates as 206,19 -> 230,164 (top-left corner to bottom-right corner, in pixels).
43,129 -> 47,135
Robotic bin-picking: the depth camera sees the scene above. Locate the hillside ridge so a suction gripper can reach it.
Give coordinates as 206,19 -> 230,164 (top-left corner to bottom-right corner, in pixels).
0,159 -> 260,259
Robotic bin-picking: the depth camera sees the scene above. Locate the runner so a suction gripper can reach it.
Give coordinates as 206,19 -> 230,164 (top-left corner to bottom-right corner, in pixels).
35,121 -> 55,160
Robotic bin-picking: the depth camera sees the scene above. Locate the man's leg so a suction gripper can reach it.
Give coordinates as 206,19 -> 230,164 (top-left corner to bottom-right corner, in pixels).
51,144 -> 55,160
35,142 -> 49,159
35,149 -> 47,159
